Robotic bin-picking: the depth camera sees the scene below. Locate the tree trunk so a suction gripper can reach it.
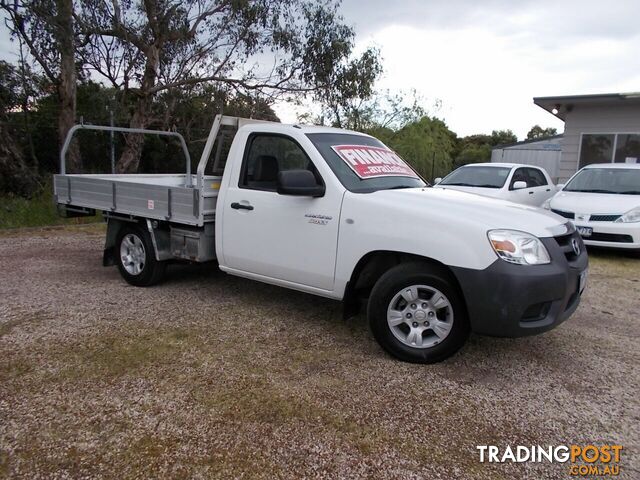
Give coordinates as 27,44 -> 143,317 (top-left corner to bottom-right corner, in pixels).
115,105 -> 150,173
116,46 -> 159,173
55,0 -> 80,172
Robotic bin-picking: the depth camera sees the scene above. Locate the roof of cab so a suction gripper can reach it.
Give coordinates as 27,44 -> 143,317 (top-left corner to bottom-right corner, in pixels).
239,119 -> 371,137
291,124 -> 371,136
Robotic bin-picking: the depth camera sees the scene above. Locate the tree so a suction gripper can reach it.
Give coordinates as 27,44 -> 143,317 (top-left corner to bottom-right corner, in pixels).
386,116 -> 457,181
453,144 -> 492,167
490,129 -> 517,146
451,129 -> 517,167
311,46 -> 382,130
0,61 -> 40,195
77,0 -> 380,173
2,0 -> 82,171
527,125 -> 558,140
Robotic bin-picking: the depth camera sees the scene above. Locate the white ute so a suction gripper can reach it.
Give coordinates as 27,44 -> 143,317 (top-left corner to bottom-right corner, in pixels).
434,163 -> 557,206
54,116 -> 588,363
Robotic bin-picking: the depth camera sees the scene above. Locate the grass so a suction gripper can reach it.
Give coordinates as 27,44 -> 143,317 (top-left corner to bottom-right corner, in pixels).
57,329 -> 194,380
0,182 -> 101,229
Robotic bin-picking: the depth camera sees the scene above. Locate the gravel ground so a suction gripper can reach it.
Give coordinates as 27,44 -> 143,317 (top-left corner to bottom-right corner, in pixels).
0,225 -> 638,479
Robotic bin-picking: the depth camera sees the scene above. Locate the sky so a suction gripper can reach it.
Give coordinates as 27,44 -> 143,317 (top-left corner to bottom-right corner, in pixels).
1,1 -> 639,140
274,0 -> 640,139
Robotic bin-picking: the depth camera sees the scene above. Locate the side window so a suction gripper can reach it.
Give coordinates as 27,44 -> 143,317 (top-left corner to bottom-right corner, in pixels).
509,168 -> 528,189
239,134 -> 320,191
526,168 -> 548,187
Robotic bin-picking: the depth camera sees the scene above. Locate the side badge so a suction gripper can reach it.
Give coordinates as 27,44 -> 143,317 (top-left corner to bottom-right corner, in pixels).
305,214 -> 332,226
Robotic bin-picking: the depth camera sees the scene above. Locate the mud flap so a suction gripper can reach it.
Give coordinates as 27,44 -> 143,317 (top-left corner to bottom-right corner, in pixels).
103,218 -> 125,266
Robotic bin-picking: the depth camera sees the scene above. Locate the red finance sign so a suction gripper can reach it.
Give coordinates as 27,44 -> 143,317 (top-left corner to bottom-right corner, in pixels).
331,145 -> 419,179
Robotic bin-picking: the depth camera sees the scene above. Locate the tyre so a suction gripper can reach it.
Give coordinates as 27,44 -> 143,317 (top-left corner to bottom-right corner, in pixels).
116,224 -> 166,286
368,262 -> 469,363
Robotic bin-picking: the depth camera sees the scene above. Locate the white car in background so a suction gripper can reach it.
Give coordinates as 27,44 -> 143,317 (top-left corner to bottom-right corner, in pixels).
434,163 -> 556,206
544,163 -> 640,250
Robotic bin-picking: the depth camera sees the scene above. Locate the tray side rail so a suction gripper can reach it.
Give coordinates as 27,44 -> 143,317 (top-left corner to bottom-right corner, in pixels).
60,124 -> 193,186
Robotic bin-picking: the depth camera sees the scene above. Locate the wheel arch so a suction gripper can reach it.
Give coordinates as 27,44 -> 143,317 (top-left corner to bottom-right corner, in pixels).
103,214 -> 171,266
103,215 -> 146,266
342,250 -> 468,319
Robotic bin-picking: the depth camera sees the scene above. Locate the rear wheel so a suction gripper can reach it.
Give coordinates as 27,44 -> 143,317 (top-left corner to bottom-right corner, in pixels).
368,262 -> 469,363
116,224 -> 166,286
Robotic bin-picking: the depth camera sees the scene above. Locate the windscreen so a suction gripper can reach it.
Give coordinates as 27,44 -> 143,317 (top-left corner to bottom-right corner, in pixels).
439,166 -> 511,189
306,133 -> 426,193
564,168 -> 640,194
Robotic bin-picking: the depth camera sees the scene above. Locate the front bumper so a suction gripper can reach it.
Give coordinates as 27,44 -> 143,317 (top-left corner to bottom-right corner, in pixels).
451,232 -> 588,337
575,221 -> 640,250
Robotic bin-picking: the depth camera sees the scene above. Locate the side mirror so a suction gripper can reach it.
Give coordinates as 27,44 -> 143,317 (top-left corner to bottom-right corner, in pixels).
277,170 -> 325,197
434,177 -> 442,185
513,181 -> 528,190
556,183 -> 565,191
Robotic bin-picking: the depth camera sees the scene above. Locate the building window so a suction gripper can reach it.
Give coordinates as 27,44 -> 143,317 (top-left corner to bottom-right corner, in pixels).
614,134 -> 640,163
579,133 -> 640,168
579,134 -> 615,168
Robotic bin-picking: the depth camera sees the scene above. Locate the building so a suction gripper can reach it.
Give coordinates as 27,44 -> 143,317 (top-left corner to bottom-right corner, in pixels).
534,92 -> 640,182
491,135 -> 563,182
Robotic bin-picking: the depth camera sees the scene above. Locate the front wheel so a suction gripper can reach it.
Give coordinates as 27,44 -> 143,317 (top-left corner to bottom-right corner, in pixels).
116,224 -> 166,287
368,262 -> 469,363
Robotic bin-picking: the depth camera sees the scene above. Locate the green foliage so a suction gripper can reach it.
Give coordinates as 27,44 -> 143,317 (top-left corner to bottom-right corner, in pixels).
452,129 -> 518,167
527,125 -> 558,140
0,181 -> 101,229
5,81 -> 281,179
454,144 -> 493,166
0,61 -> 21,114
380,117 -> 457,181
491,129 -> 518,146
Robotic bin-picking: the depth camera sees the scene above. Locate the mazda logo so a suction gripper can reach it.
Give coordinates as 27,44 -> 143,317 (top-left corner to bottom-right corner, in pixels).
571,238 -> 581,256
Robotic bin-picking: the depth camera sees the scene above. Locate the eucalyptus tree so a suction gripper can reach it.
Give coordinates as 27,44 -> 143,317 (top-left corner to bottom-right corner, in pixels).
77,0 -> 382,173
1,0 -> 82,170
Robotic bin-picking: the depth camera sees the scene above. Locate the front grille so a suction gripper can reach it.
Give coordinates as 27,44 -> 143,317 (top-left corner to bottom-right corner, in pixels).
587,233 -> 634,243
554,231 -> 582,262
552,209 -> 574,219
589,214 -> 621,222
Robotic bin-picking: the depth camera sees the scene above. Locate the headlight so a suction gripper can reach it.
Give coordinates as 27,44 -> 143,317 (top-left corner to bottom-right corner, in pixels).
542,198 -> 552,210
615,206 -> 640,223
488,230 -> 551,265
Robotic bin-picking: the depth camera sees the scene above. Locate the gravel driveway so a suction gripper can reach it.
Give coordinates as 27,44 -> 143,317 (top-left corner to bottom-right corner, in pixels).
1,225 -> 638,479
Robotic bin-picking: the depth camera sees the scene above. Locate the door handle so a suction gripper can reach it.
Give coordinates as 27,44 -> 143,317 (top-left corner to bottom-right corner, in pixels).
529,191 -> 534,195
546,188 -> 551,192
230,202 -> 254,211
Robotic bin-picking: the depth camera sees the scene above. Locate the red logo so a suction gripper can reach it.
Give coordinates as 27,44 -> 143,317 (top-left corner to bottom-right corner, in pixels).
331,145 -> 418,179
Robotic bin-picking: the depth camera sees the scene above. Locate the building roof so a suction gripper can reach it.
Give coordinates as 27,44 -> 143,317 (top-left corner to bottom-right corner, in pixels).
493,134 -> 563,150
533,92 -> 640,120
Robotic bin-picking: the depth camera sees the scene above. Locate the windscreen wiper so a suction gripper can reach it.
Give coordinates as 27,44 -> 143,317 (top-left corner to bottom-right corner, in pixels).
620,190 -> 640,194
566,189 -> 617,194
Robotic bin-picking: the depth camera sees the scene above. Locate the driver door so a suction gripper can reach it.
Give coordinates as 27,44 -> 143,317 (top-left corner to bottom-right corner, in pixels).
221,133 -> 341,291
